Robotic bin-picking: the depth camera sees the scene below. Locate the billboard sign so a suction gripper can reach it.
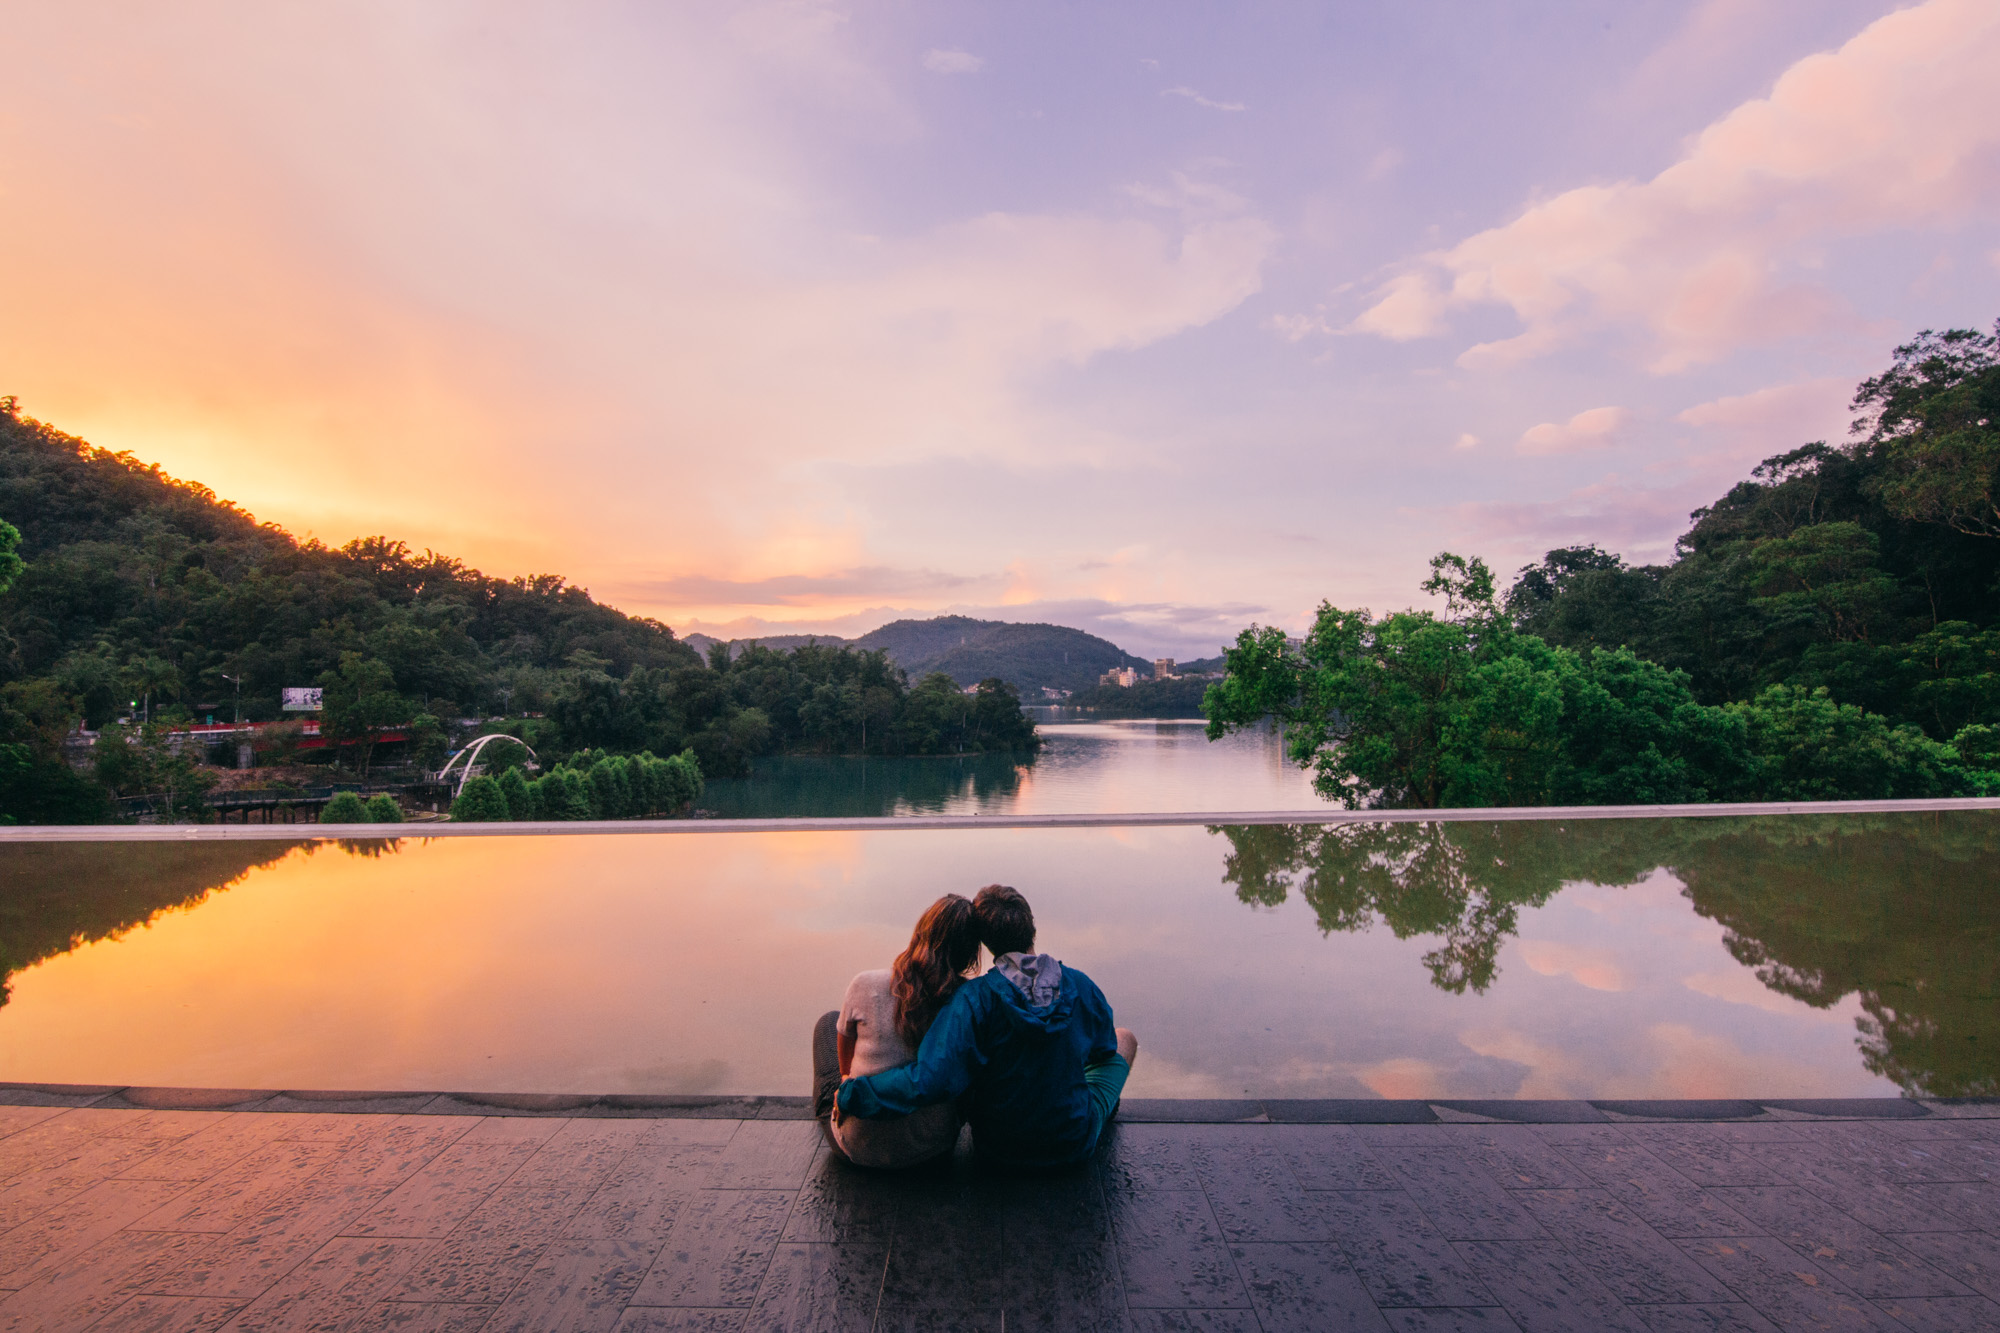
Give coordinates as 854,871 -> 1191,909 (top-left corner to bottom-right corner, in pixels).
281,687 -> 324,712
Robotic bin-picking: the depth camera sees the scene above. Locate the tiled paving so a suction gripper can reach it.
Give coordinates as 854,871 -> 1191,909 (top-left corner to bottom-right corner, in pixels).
0,1093 -> 1994,1332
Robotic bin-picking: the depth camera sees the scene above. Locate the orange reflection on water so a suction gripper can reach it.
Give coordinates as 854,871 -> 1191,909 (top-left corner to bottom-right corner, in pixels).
5,833 -> 900,1095
3,819 -> 1955,1100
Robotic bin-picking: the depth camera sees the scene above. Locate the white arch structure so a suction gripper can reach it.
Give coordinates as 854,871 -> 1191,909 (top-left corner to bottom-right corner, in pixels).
435,734 -> 539,796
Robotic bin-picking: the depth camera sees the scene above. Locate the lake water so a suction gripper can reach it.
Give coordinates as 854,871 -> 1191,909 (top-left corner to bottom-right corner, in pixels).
4,811 -> 1993,1101
699,716 -> 1322,818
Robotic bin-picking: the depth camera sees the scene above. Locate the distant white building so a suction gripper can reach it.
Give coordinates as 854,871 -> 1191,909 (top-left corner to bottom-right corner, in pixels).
1099,666 -> 1139,688
1153,658 -> 1176,681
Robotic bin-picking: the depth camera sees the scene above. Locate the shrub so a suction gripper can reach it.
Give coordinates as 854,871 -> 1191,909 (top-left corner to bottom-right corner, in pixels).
669,749 -> 703,809
0,743 -> 114,824
363,793 -> 403,823
528,767 -> 593,820
322,791 -> 368,823
450,775 -> 509,822
586,755 -> 631,819
496,767 -> 532,820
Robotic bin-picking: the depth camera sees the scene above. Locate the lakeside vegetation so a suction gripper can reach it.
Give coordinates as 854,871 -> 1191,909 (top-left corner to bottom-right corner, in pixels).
1059,675 -> 1215,717
0,401 -> 1036,823
1206,323 -> 2000,808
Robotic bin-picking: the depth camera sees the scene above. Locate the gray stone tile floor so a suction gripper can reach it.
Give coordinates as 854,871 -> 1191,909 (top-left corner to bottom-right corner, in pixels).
0,1091 -> 1993,1332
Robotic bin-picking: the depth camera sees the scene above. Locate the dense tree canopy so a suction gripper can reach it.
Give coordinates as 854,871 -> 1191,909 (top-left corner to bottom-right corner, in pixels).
1504,322 -> 2000,723
1209,324 -> 2000,809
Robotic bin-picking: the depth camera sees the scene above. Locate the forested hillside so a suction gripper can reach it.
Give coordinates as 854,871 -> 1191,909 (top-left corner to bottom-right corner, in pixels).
1206,323 -> 2000,808
691,616 -> 1153,696
0,402 -> 1038,822
855,616 -> 1151,694
1508,323 -> 2000,738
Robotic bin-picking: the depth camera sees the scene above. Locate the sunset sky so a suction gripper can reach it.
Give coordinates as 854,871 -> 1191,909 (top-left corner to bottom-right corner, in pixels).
5,1 -> 1998,658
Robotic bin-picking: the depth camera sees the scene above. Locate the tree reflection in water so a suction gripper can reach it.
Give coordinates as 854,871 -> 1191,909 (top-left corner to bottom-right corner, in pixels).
700,751 -> 1032,818
0,839 -> 400,1006
1211,814 -> 2000,1097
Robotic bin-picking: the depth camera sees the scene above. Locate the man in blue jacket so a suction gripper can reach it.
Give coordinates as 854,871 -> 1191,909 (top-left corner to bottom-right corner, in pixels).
835,884 -> 1139,1169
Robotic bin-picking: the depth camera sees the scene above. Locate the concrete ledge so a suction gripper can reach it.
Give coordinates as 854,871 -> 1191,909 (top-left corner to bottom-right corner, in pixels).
260,1090 -> 446,1115
0,1084 -> 124,1107
1432,1099 -> 1609,1123
1757,1097 -> 1935,1119
107,1087 -> 277,1112
12,1085 -> 1980,1122
6,795 -> 2000,841
1120,1099 -> 1269,1123
1592,1099 -> 1766,1121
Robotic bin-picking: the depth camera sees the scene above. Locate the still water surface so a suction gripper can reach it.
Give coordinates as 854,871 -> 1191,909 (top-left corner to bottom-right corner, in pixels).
700,716 -> 1320,817
4,812 -> 1992,1101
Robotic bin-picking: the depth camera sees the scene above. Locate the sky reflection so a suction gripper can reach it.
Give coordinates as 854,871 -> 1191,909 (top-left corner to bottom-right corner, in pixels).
3,813 -> 1989,1100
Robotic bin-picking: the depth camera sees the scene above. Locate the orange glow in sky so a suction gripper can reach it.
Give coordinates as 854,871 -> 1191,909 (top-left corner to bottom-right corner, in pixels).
4,2 -> 1996,656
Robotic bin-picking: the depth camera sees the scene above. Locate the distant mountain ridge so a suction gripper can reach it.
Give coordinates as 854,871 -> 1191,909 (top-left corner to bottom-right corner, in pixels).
686,615 -> 1160,696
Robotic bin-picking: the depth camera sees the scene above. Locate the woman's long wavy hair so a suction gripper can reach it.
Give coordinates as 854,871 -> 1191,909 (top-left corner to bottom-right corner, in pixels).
890,893 -> 981,1047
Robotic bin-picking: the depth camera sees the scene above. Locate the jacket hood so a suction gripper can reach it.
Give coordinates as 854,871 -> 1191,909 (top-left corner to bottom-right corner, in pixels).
990,952 -> 1074,1031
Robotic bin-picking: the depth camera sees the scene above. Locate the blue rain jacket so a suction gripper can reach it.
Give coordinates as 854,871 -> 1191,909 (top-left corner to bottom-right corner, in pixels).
835,957 -> 1119,1168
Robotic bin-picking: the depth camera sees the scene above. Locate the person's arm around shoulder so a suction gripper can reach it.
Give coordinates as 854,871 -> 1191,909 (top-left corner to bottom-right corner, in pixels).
836,979 -> 987,1119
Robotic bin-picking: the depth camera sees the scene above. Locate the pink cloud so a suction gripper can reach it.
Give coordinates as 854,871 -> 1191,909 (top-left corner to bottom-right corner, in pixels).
1674,376 -> 1851,439
1518,406 -> 1629,455
1355,0 -> 2000,371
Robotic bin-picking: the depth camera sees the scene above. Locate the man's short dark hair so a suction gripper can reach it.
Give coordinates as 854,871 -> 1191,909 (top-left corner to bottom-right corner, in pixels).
972,884 -> 1035,955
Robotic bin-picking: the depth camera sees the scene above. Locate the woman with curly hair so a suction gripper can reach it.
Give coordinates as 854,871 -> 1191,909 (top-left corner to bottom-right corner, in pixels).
812,893 -> 980,1167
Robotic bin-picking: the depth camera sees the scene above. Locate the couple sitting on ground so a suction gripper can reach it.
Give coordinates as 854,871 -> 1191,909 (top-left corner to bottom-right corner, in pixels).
812,884 -> 1139,1170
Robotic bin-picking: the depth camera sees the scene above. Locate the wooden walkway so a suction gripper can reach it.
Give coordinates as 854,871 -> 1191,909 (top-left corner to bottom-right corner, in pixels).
0,1090 -> 1994,1331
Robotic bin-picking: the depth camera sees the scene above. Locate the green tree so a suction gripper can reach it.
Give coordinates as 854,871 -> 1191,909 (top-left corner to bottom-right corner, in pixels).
1747,522 -> 1898,644
799,682 -> 862,753
664,749 -> 703,811
1724,685 -> 1987,800
407,714 -> 448,771
317,653 -> 415,775
965,678 -> 1039,749
1856,322 -> 2000,538
0,743 -> 112,824
0,517 -> 21,597
322,791 -> 369,823
530,767 -> 594,820
585,754 -> 632,818
1204,554 -> 1519,808
0,679 -> 84,757
362,793 -> 403,823
91,722 -> 215,820
120,655 -> 181,725
1207,551 -> 1983,808
496,766 -> 532,820
449,775 -> 508,821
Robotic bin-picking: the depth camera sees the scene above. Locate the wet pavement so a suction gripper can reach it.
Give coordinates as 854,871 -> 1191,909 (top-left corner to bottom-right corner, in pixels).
0,1088 -> 1994,1331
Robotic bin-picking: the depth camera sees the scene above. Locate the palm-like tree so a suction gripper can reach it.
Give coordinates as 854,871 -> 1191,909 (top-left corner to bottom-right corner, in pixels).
121,655 -> 181,724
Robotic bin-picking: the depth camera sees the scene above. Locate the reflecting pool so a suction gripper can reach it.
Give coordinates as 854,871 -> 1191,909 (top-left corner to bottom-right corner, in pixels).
699,717 -> 1320,817
3,812 -> 1993,1100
